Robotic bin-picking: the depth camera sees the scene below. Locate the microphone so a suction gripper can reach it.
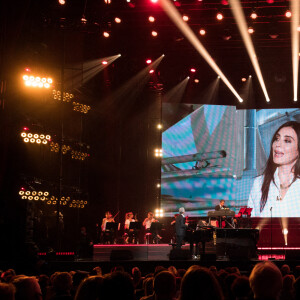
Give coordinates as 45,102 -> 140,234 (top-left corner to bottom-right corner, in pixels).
270,207 -> 273,211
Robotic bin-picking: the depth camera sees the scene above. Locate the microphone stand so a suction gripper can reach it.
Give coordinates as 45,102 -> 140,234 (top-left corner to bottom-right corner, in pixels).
269,207 -> 274,260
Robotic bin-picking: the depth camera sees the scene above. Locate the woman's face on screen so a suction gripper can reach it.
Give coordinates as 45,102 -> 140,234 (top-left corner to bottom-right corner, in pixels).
272,126 -> 299,166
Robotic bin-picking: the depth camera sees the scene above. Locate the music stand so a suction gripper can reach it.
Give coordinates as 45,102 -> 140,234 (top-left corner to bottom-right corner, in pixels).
244,208 -> 252,217
129,222 -> 142,230
150,222 -> 163,232
106,222 -> 118,231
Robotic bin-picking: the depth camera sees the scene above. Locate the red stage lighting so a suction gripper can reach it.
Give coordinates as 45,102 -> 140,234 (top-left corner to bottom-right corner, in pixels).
102,61 -> 108,65
190,68 -> 196,73
149,69 -> 155,74
149,16 -> 155,22
150,0 -> 158,3
266,0 -> 274,3
23,127 -> 29,131
146,59 -> 152,64
221,0 -> 228,5
174,0 -> 181,7
25,68 -> 31,72
182,15 -> 189,22
199,29 -> 206,36
285,10 -> 292,18
216,13 -> 223,20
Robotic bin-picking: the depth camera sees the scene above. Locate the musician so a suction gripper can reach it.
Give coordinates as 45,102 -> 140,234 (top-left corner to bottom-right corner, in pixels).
215,199 -> 227,211
143,212 -> 162,243
175,207 -> 188,249
124,212 -> 136,243
101,211 -> 115,244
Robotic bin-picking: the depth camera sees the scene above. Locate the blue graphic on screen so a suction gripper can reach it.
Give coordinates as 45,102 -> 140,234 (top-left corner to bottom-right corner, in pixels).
161,105 -> 300,217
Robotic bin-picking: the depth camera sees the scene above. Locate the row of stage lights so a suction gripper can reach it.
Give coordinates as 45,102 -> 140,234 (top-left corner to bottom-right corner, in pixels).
21,132 -> 51,144
50,142 -> 89,160
154,148 -> 163,157
23,75 -> 53,89
18,190 -> 88,208
53,90 -> 92,114
20,130 -> 90,161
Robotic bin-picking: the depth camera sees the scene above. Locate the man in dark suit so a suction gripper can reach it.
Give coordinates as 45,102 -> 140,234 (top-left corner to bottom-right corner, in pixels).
175,207 -> 187,249
215,199 -> 227,211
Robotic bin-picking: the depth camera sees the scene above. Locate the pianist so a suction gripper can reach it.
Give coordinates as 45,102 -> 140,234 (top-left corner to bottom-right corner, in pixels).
215,200 -> 227,211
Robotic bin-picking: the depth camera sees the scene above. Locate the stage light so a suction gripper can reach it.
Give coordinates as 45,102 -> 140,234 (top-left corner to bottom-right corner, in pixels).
190,68 -> 196,73
156,183 -> 161,188
23,74 -> 53,88
103,31 -> 110,38
285,10 -> 292,18
241,77 -> 247,82
248,27 -> 254,34
58,0 -> 65,4
291,0 -> 299,101
102,60 -> 108,65
146,59 -> 152,64
104,0 -> 111,3
182,15 -> 189,22
149,69 -> 155,74
34,196 -> 39,201
155,208 -> 164,218
149,16 -> 155,22
199,29 -> 206,36
21,132 -> 26,138
25,191 -> 30,196
157,123 -> 162,129
150,0 -> 158,3
30,138 -> 35,143
152,31 -> 158,37
19,191 -> 24,195
216,13 -> 223,20
154,148 -> 163,157
28,196 -> 33,200
44,191 -> 49,196
250,11 -> 257,19
115,17 -> 121,23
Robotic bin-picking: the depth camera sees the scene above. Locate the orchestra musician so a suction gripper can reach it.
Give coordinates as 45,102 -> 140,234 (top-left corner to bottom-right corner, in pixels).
101,211 -> 115,244
124,212 -> 136,244
143,212 -> 162,243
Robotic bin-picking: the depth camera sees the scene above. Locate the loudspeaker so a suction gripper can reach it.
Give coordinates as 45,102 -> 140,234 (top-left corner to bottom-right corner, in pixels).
169,249 -> 191,260
110,250 -> 133,261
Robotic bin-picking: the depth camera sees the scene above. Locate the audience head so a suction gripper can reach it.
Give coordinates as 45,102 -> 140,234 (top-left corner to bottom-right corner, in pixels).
52,272 -> 72,295
231,276 -> 251,300
74,276 -> 103,300
179,266 -> 224,300
143,277 -> 154,296
282,274 -> 295,290
0,283 -> 16,300
103,271 -> 134,300
153,271 -> 176,300
72,271 -> 89,288
281,264 -> 291,277
249,261 -> 282,299
1,270 -> 16,283
12,276 -> 42,300
168,266 -> 178,277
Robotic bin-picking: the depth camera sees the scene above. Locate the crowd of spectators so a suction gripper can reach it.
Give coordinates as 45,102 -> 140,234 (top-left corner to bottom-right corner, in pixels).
1,261 -> 300,300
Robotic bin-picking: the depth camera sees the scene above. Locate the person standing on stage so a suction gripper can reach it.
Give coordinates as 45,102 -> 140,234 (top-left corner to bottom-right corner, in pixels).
101,211 -> 115,244
175,207 -> 188,249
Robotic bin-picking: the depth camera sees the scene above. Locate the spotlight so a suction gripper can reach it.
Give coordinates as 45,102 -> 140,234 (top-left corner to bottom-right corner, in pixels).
285,10 -> 292,18
157,123 -> 162,129
194,79 -> 199,83
156,183 -> 161,188
146,59 -> 152,64
250,11 -> 257,19
102,60 -> 108,65
190,68 -> 196,73
248,26 -> 254,34
149,69 -> 155,74
151,31 -> 158,37
115,17 -> 121,23
216,13 -> 223,20
155,208 -> 164,218
182,15 -> 189,22
149,16 -> 155,22
154,148 -> 163,157
103,31 -> 110,38
104,0 -> 111,3
81,16 -> 87,24
241,77 -> 247,82
58,0 -> 65,5
150,0 -> 158,3
199,29 -> 206,36
23,74 -> 53,89
21,132 -> 26,138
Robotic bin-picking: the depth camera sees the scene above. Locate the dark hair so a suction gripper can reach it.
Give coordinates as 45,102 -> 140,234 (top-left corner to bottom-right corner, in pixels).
261,121 -> 300,212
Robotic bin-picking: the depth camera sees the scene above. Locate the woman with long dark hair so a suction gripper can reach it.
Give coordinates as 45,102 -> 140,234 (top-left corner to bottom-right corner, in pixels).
248,121 -> 300,217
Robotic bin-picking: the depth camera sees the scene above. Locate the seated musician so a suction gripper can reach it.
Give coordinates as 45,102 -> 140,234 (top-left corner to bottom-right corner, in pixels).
101,211 -> 115,244
124,212 -> 136,244
214,200 -> 236,228
143,212 -> 162,243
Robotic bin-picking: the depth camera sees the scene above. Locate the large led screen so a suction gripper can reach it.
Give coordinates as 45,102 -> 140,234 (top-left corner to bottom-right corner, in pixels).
161,105 -> 300,218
